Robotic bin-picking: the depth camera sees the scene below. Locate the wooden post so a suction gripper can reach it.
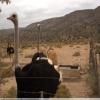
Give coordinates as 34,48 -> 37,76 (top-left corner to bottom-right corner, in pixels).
40,91 -> 44,99
96,53 -> 100,66
37,24 -> 41,53
96,53 -> 100,96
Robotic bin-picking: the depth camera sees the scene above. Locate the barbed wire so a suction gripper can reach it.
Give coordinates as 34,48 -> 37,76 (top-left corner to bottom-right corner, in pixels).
43,91 -> 54,96
18,90 -> 54,96
15,76 -> 59,80
0,77 -> 58,97
0,90 -> 55,97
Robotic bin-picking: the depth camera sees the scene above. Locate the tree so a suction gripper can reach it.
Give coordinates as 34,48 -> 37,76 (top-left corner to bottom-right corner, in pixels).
0,0 -> 11,12
0,0 -> 10,4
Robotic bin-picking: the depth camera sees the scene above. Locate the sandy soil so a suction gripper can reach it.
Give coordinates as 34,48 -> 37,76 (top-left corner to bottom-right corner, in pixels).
63,79 -> 92,97
0,44 -> 92,97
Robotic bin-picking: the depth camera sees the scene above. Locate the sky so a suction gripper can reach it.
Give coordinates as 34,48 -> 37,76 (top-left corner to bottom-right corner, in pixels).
0,0 -> 100,29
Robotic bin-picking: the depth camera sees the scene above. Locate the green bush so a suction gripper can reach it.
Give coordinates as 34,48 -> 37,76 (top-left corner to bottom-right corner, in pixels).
55,85 -> 71,98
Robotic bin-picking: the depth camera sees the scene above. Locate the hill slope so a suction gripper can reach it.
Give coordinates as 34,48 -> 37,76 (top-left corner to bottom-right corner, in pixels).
0,6 -> 100,45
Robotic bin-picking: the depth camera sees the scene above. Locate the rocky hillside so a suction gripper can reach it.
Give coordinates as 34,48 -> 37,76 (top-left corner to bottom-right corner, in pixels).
0,6 -> 100,44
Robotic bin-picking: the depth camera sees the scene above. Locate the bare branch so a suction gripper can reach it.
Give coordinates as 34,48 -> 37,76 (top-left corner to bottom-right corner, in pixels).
0,0 -> 11,12
0,0 -> 11,4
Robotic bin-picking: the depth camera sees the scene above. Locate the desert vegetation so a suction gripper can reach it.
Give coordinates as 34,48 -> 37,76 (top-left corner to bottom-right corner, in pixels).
1,84 -> 71,98
4,87 -> 17,98
55,85 -> 71,98
73,52 -> 81,57
0,43 -> 93,98
0,1 -> 100,97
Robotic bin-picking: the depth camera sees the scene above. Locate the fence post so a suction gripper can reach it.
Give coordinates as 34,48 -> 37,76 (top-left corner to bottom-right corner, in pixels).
40,91 -> 44,99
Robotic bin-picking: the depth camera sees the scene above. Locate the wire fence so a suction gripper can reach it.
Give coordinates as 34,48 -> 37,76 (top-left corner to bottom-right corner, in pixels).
18,90 -> 54,96
15,76 -> 59,80
0,76 -> 60,98
0,90 -> 55,98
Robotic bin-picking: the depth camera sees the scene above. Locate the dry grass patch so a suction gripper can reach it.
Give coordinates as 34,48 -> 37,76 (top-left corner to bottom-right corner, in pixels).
55,85 -> 71,98
4,86 -> 17,98
73,52 -> 81,57
0,67 -> 14,78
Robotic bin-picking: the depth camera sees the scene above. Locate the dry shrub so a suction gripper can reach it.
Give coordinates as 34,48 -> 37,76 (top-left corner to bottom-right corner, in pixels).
76,46 -> 80,48
1,67 -> 14,78
25,54 -> 33,58
96,46 -> 100,54
73,52 -> 80,57
69,44 -> 74,47
55,85 -> 71,98
56,43 -> 62,48
0,62 -> 9,68
4,87 -> 17,98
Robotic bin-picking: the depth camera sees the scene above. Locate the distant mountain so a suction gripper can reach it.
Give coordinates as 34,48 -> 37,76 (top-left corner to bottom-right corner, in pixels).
0,6 -> 100,45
